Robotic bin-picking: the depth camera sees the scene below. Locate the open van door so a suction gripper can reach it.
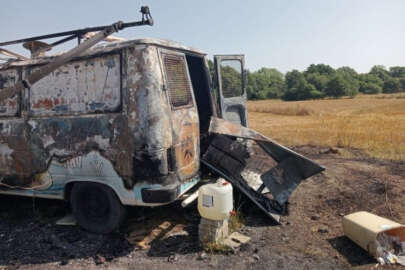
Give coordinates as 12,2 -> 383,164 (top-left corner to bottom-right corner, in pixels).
214,55 -> 248,127
206,55 -> 325,224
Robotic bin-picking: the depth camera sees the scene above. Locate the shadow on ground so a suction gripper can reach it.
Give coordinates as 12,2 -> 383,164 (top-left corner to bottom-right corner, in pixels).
328,236 -> 375,267
0,196 -> 205,267
0,195 -> 133,267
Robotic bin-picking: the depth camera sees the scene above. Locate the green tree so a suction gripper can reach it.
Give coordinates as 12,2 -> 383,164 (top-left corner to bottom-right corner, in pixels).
305,64 -> 335,76
305,73 -> 328,93
359,73 -> 384,88
207,59 -> 215,79
324,75 -> 349,98
336,66 -> 359,97
220,65 -> 242,97
383,78 -> 401,93
257,68 -> 284,98
370,65 -> 391,82
303,64 -> 336,95
246,68 -> 284,99
400,78 -> 405,91
282,70 -> 322,101
359,82 -> 382,94
285,70 -> 306,89
282,83 -> 322,101
210,59 -> 405,100
389,66 -> 405,78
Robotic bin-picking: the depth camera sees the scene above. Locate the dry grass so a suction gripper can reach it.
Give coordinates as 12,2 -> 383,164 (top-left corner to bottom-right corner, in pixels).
203,241 -> 232,254
248,94 -> 405,160
229,209 -> 244,233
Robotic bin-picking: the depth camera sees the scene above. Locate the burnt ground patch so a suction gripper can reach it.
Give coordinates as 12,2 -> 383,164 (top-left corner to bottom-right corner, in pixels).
0,146 -> 404,269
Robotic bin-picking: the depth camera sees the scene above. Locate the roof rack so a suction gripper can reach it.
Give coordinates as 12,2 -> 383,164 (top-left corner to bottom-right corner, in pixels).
0,6 -> 153,57
0,6 -> 153,101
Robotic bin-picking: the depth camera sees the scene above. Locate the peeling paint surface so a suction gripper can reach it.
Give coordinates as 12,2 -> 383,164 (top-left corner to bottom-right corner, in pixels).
0,69 -> 19,116
0,150 -> 200,206
29,54 -> 121,116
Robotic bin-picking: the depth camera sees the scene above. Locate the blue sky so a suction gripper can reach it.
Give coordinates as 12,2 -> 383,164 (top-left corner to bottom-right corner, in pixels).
0,0 -> 403,73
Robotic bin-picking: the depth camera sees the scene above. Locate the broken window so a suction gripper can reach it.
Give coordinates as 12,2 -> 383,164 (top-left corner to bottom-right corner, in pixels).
162,53 -> 193,108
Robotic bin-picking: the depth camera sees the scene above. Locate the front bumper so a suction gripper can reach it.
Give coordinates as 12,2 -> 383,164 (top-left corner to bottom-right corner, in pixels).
138,175 -> 200,204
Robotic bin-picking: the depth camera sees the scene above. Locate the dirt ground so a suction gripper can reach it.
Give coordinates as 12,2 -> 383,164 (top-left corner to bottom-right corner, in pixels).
0,145 -> 404,270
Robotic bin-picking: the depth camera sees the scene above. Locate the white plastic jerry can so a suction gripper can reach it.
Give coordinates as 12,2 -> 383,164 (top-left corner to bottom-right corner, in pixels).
197,178 -> 233,221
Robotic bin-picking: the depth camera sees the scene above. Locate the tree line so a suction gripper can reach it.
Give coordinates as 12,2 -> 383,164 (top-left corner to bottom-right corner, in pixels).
246,64 -> 405,101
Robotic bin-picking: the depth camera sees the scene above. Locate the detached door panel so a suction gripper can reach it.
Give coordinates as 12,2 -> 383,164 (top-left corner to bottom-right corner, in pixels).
214,55 -> 248,127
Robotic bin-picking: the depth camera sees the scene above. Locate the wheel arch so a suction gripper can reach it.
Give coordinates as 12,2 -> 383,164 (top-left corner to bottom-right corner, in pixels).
63,179 -> 126,205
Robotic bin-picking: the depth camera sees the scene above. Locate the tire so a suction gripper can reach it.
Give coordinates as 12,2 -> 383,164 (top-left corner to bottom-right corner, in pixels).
70,182 -> 126,234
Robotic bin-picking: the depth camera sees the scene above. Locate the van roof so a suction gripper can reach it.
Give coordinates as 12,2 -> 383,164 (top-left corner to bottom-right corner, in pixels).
0,38 -> 206,69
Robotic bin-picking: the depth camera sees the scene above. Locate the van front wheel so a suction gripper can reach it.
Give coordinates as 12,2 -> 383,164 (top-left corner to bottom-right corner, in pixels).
70,182 -> 126,234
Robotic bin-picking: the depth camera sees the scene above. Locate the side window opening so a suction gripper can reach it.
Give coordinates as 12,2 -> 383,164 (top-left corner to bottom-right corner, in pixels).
162,53 -> 193,108
220,60 -> 243,98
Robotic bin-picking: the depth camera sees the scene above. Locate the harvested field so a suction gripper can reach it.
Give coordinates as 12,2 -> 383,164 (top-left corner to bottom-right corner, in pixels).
248,94 -> 405,160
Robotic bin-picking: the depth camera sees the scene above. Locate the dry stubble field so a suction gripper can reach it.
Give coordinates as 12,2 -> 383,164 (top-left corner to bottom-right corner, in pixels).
248,93 -> 405,161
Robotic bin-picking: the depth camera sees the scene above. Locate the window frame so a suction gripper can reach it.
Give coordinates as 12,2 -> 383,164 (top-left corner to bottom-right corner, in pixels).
219,59 -> 244,98
159,49 -> 195,110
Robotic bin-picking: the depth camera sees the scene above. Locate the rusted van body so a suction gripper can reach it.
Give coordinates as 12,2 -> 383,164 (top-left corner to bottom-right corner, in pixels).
0,36 -> 324,233
0,39 -> 226,206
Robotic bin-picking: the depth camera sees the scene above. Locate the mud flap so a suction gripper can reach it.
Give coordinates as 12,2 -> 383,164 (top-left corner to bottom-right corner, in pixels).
201,117 -> 325,223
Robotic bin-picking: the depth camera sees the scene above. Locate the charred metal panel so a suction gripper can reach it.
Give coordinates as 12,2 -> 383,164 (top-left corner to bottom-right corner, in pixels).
0,42 -> 200,194
208,117 -> 324,179
202,135 -> 282,222
261,156 -> 303,205
132,149 -> 169,178
126,45 -> 172,151
125,45 -> 173,184
0,69 -> 20,116
0,119 -> 47,183
28,54 -> 121,116
160,49 -> 200,181
202,117 -> 325,222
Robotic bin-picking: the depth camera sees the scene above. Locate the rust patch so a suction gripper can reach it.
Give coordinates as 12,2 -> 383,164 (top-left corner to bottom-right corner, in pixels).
174,123 -> 199,177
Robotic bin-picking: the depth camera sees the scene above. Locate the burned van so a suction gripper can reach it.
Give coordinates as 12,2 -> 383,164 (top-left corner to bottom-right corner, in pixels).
0,13 -> 324,233
0,38 -> 232,232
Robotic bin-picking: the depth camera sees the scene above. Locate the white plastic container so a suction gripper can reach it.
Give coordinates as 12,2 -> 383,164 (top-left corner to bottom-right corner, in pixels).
198,178 -> 233,221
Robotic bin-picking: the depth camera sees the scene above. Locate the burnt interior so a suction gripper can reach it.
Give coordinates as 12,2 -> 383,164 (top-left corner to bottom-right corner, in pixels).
185,54 -> 213,135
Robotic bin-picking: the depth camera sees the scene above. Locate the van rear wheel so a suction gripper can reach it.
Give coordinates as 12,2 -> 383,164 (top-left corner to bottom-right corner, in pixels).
70,182 -> 126,234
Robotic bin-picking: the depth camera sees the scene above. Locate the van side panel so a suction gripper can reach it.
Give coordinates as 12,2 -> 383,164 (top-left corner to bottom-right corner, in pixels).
126,45 -> 174,183
0,43 -> 200,205
29,54 -> 121,116
0,53 -> 134,188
